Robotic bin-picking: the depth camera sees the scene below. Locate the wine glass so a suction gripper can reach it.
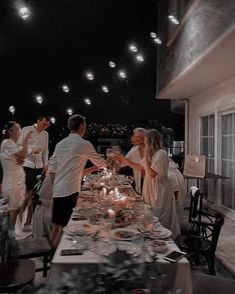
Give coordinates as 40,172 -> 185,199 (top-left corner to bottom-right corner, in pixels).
106,148 -> 114,158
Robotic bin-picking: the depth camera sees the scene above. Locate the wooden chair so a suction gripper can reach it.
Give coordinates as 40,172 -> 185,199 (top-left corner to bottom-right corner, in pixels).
17,237 -> 53,277
176,212 -> 224,275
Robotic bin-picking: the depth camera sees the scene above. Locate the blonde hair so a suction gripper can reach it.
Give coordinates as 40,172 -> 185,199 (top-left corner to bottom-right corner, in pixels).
144,129 -> 162,160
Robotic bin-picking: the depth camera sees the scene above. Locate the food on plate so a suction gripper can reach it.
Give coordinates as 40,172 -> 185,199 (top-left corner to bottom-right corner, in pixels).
114,230 -> 134,239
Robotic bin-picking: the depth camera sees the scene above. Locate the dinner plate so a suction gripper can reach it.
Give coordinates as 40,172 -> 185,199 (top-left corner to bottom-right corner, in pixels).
63,223 -> 97,236
110,228 -> 139,241
140,227 -> 172,239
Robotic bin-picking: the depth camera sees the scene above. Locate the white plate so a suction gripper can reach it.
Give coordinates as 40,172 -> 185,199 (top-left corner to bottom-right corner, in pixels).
63,223 -> 97,236
110,228 -> 139,241
141,227 -> 172,239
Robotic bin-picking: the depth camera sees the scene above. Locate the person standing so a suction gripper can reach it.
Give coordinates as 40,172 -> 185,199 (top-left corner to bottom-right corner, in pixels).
114,129 -> 180,239
18,115 -> 50,231
49,114 -> 106,248
0,121 -> 32,225
124,127 -> 146,194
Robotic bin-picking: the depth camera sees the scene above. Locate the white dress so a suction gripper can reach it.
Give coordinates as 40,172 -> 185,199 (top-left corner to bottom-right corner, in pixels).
168,158 -> 186,209
33,173 -> 53,237
142,149 -> 180,239
0,139 -> 26,209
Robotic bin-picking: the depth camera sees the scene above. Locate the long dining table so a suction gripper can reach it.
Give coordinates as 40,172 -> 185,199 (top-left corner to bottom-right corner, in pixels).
47,184 -> 192,294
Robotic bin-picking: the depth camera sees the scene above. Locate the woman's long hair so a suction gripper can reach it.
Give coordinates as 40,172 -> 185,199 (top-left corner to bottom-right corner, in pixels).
145,129 -> 162,160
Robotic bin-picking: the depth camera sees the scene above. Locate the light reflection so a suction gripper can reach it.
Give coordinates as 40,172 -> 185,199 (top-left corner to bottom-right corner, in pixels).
168,15 -> 179,25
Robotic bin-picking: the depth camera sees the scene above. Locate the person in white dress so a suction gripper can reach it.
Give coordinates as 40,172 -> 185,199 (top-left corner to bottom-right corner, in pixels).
114,129 -> 180,239
168,157 -> 186,210
0,121 -> 32,225
124,127 -> 146,194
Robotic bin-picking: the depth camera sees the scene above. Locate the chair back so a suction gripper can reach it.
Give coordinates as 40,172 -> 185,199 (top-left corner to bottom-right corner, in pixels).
210,213 -> 224,252
189,186 -> 203,222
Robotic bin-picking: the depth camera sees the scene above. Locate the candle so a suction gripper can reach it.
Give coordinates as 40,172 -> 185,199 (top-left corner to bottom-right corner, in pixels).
108,208 -> 116,218
102,187 -> 107,196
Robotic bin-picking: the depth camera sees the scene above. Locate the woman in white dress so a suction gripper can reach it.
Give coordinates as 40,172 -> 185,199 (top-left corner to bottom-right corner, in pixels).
0,121 -> 32,225
115,129 -> 180,239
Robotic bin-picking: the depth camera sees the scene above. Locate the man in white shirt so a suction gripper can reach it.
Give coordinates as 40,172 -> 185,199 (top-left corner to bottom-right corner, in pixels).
18,115 -> 50,231
49,114 -> 106,248
124,127 -> 146,194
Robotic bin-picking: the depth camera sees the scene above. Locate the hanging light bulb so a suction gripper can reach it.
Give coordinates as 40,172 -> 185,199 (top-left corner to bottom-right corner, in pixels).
50,117 -> 56,124
102,85 -> 109,93
153,37 -> 162,44
67,108 -> 73,116
150,32 -> 157,38
35,95 -> 43,104
84,97 -> 91,105
18,6 -> 31,20
9,105 -> 16,114
136,54 -> 144,62
62,84 -> 70,93
109,61 -> 116,68
86,71 -> 94,80
168,15 -> 179,25
118,70 -> 127,79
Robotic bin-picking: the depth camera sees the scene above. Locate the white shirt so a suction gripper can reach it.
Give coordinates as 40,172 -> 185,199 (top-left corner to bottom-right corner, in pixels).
50,133 -> 106,198
17,125 -> 49,169
125,146 -> 143,194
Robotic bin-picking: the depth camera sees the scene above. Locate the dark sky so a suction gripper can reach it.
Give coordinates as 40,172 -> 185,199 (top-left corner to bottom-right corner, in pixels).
0,0 -> 183,136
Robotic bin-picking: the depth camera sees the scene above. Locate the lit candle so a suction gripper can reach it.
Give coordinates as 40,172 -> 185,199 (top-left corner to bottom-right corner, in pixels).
103,187 -> 107,196
108,208 -> 116,218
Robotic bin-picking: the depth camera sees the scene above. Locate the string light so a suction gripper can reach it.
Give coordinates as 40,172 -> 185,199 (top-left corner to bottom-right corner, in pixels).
9,105 -> 16,114
153,37 -> 162,44
136,54 -> 144,62
84,97 -> 91,105
129,44 -> 138,53
118,70 -> 127,79
150,32 -> 157,38
109,61 -> 116,68
62,84 -> 70,93
35,95 -> 43,104
86,71 -> 94,80
50,117 -> 56,124
67,108 -> 73,115
168,15 -> 179,25
18,6 -> 31,20
102,85 -> 109,93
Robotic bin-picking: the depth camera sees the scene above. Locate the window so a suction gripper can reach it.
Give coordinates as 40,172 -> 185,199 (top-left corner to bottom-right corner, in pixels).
200,115 -> 215,202
221,113 -> 235,210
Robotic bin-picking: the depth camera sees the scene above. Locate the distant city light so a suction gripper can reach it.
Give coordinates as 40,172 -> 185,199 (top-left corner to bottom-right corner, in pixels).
67,108 -> 73,115
50,117 -> 56,124
136,54 -> 144,62
153,37 -> 162,44
9,105 -> 16,114
168,15 -> 179,25
86,71 -> 94,80
102,85 -> 109,93
35,95 -> 43,104
118,70 -> 127,79
84,98 -> 91,105
109,61 -> 116,68
18,6 -> 31,20
129,44 -> 138,53
62,84 -> 70,93
150,32 -> 157,38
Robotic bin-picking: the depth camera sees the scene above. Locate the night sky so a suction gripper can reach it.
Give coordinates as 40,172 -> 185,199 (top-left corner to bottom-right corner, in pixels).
0,0 -> 183,139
